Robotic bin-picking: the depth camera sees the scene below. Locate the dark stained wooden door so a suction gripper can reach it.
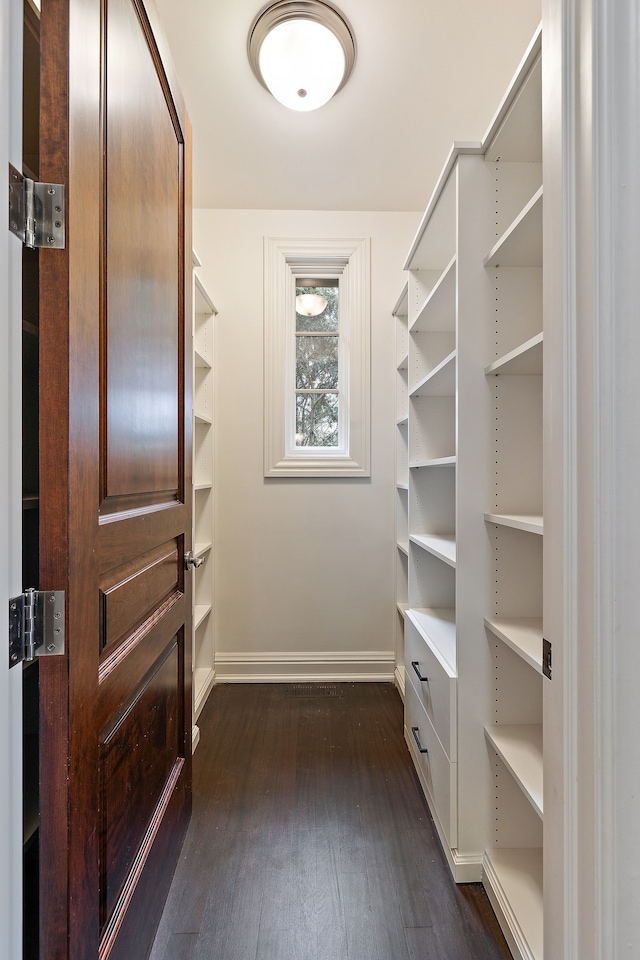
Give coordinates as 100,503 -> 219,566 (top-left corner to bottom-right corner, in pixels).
37,0 -> 193,957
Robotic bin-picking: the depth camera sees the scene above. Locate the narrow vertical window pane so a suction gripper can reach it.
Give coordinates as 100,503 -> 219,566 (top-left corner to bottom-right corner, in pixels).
295,393 -> 339,447
296,335 -> 338,389
295,284 -> 339,332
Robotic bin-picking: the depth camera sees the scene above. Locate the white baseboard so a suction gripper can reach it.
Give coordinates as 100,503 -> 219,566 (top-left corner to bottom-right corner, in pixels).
404,725 -> 483,884
194,666 -> 216,719
482,851 -> 540,960
214,650 -> 395,683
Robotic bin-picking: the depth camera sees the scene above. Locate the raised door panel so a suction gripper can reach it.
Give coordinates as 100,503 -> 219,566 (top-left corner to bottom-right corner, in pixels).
103,0 -> 181,505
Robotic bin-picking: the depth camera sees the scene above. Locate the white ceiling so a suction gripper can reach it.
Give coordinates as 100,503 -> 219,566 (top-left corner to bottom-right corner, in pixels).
154,0 -> 541,212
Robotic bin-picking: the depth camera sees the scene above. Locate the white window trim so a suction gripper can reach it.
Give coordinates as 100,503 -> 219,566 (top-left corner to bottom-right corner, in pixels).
264,237 -> 370,477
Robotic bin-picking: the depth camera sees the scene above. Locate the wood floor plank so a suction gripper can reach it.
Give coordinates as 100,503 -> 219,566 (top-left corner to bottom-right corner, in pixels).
151,683 -> 511,960
339,866 -> 380,960
158,933 -> 197,960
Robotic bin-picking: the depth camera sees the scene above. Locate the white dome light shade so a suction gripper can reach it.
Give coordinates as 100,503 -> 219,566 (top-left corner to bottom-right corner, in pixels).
248,1 -> 356,112
296,292 -> 328,316
259,19 -> 345,111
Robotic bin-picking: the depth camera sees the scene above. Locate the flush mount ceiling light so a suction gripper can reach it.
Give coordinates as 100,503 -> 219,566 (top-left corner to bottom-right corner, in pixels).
248,1 -> 356,112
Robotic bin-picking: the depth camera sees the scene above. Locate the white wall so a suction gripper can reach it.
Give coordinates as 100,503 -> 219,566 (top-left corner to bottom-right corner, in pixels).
1,0 -> 23,955
194,209 -> 418,681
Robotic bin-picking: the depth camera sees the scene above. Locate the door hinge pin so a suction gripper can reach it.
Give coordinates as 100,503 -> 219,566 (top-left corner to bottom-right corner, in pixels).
23,586 -> 37,662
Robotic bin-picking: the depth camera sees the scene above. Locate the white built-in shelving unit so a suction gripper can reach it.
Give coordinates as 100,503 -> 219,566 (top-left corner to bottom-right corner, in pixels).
192,252 -> 218,749
392,284 -> 409,697
392,26 -> 546,960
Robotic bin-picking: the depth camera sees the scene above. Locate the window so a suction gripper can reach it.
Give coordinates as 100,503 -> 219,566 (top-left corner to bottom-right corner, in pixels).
295,279 -> 340,447
264,238 -> 370,477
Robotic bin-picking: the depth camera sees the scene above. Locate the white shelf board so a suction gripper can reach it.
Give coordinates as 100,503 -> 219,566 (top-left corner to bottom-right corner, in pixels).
397,602 -> 408,619
194,411 -> 212,425
485,617 -> 543,673
409,533 -> 456,567
397,414 -> 409,427
194,603 -> 212,631
392,282 -> 409,318
410,255 -> 457,333
194,275 -> 217,316
485,333 -> 543,376
194,541 -> 212,558
194,482 -> 212,492
397,353 -> 409,372
406,607 -> 457,676
483,847 -> 543,960
483,31 -> 542,162
485,724 -> 543,819
410,456 -> 456,469
410,349 -> 456,397
194,348 -> 212,370
397,541 -> 409,557
484,187 -> 543,268
397,483 -> 409,492
485,513 -> 543,535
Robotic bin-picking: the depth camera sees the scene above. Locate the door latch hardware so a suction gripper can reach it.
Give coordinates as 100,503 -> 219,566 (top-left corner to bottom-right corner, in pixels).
184,551 -> 205,571
9,164 -> 65,249
9,589 -> 65,668
542,637 -> 552,680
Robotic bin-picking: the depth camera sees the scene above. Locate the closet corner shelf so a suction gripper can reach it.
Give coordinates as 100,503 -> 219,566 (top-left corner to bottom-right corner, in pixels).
194,349 -> 212,370
397,602 -> 409,619
397,483 -> 409,492
484,617 -> 543,673
409,349 -> 456,398
397,353 -> 409,372
410,456 -> 456,469
483,186 -> 543,269
397,414 -> 409,427
406,606 -> 457,676
194,411 -> 212,426
484,332 -> 543,376
392,282 -> 409,319
397,541 -> 409,557
483,847 -> 543,960
484,724 -> 543,819
194,274 -> 217,316
409,533 -> 456,567
410,255 -> 457,334
194,603 -> 212,631
194,482 -> 212,492
484,513 -> 543,535
482,25 -> 542,162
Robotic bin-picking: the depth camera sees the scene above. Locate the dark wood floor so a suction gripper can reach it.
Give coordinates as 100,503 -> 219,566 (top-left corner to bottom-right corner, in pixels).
150,682 -> 511,960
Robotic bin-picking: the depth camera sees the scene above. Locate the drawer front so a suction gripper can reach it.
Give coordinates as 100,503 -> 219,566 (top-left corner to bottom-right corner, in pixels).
405,677 -> 457,848
405,616 -> 457,760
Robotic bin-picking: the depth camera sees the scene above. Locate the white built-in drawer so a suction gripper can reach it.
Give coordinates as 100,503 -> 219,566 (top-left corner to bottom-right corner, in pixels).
405,675 -> 457,848
405,611 -> 457,760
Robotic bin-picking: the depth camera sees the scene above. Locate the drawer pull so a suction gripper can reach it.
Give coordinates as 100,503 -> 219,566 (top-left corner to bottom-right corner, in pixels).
411,725 -> 428,754
411,661 -> 428,683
